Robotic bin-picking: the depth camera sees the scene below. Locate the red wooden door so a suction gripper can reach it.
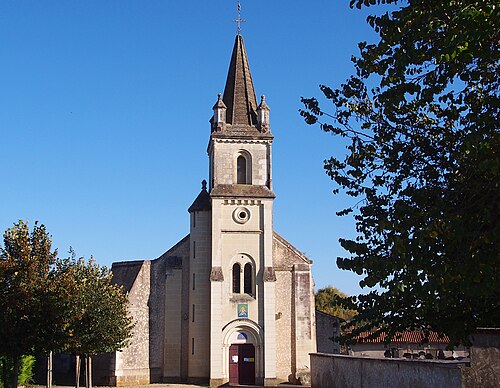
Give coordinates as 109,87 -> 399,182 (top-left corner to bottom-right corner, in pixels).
238,344 -> 255,385
229,345 -> 239,385
228,344 -> 255,385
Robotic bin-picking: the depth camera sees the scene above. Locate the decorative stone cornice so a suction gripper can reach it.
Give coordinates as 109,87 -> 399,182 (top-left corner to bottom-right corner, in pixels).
211,184 -> 275,199
211,132 -> 274,141
293,263 -> 310,272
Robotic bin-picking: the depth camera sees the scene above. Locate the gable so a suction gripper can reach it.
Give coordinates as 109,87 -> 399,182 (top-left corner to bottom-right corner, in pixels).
155,234 -> 190,269
111,260 -> 145,293
273,231 -> 312,271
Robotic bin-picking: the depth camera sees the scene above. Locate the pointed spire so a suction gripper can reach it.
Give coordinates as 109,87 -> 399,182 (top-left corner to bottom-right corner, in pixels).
188,180 -> 211,213
222,34 -> 258,127
257,95 -> 271,132
212,93 -> 227,132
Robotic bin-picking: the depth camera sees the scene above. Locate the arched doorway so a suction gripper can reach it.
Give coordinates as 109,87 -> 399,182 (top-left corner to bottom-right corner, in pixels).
222,320 -> 263,386
229,343 -> 255,385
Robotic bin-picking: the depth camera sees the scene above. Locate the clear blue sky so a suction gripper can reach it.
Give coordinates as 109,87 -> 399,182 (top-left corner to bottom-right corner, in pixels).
0,0 -> 380,296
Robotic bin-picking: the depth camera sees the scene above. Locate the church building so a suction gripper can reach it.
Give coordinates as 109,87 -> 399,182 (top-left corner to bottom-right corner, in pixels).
95,33 -> 317,387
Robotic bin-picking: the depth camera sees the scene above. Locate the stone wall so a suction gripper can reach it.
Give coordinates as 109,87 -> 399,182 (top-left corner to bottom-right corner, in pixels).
114,261 -> 152,386
273,232 -> 316,384
462,329 -> 500,388
310,353 -> 466,388
157,235 -> 190,382
149,258 -> 167,382
275,270 -> 293,382
316,311 -> 341,354
211,140 -> 271,186
311,330 -> 500,388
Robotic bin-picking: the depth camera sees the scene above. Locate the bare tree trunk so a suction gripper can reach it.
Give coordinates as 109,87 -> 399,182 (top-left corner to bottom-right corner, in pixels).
85,356 -> 92,388
46,351 -> 53,388
11,355 -> 20,388
1,357 -> 8,388
75,354 -> 81,388
89,356 -> 93,388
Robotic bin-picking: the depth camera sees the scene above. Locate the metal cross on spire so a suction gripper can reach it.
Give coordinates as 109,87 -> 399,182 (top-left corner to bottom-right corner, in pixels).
233,0 -> 246,35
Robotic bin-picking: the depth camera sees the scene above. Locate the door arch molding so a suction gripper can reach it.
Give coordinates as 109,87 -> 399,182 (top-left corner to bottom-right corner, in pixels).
221,319 -> 263,383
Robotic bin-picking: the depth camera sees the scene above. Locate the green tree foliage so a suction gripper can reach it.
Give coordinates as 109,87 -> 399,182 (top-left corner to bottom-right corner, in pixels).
57,254 -> 134,356
315,286 -> 357,321
301,0 -> 499,345
0,222 -> 134,388
55,255 -> 134,388
0,221 -> 57,387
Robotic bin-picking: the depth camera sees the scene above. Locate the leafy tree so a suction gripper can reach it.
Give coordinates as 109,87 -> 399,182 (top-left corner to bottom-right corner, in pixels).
0,222 -> 134,388
57,254 -> 134,388
0,221 -> 57,388
315,286 -> 357,321
301,0 -> 499,345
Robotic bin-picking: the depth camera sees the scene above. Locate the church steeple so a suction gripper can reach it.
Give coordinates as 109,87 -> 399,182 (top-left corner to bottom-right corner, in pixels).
222,34 -> 259,127
208,33 -> 274,193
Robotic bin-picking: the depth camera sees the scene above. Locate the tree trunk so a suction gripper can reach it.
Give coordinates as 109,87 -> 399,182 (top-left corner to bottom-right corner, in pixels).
85,356 -> 92,388
75,354 -> 81,388
1,357 -> 8,388
46,351 -> 53,388
89,356 -> 92,388
11,355 -> 20,388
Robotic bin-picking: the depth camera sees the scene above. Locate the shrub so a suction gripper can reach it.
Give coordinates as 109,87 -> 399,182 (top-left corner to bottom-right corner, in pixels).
0,355 -> 35,388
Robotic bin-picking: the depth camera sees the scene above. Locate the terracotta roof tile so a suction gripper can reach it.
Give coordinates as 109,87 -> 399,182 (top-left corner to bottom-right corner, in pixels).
354,330 -> 449,344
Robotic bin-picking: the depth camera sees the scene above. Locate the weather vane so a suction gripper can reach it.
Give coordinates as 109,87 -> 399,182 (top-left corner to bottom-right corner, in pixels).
233,0 -> 246,35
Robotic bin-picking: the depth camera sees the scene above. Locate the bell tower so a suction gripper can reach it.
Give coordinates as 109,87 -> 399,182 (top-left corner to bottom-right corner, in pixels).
208,33 -> 277,387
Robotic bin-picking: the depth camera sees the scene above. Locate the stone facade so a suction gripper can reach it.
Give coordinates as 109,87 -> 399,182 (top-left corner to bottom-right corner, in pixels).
316,311 -> 342,355
94,34 -> 316,387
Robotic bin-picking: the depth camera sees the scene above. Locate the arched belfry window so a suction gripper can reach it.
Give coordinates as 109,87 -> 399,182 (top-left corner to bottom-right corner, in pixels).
244,263 -> 252,294
236,151 -> 252,185
232,263 -> 241,293
237,155 -> 247,184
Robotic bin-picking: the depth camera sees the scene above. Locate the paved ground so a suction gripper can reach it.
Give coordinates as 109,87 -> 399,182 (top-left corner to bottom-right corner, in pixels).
39,384 -> 306,388
123,385 -> 306,388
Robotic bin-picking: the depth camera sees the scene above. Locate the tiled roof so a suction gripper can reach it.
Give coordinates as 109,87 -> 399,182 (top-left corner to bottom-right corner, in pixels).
223,34 -> 258,127
315,309 -> 346,323
211,184 -> 275,199
188,180 -> 211,212
354,330 -> 449,344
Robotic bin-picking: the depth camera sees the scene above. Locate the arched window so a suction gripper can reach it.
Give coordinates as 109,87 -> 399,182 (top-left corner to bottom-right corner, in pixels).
237,332 -> 248,341
232,263 -> 241,293
244,263 -> 252,294
237,155 -> 247,184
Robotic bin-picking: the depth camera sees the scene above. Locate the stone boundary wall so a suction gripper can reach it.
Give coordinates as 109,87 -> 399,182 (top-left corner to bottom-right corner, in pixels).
311,330 -> 499,388
462,329 -> 500,388
310,353 -> 467,388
